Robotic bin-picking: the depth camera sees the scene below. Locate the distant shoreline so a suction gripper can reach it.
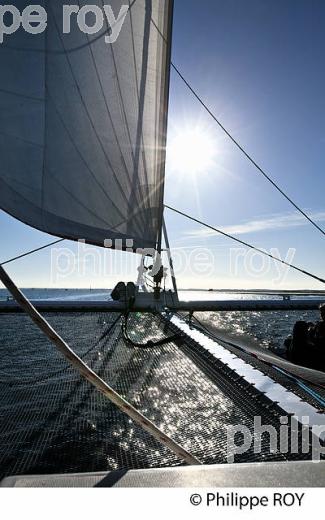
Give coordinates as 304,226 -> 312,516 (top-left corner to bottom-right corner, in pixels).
1,288 -> 324,294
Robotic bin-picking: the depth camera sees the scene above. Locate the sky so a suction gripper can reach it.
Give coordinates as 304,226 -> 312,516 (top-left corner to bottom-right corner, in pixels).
1,0 -> 325,290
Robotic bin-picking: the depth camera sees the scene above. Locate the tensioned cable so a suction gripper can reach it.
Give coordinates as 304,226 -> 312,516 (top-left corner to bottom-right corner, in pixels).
0,238 -> 65,267
165,204 -> 325,285
170,64 -> 325,238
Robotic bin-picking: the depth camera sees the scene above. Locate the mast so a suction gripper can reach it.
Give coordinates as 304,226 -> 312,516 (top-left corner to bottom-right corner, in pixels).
156,0 -> 175,255
163,216 -> 178,297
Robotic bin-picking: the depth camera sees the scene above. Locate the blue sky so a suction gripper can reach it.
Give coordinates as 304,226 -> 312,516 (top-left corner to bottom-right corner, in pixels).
1,0 -> 325,289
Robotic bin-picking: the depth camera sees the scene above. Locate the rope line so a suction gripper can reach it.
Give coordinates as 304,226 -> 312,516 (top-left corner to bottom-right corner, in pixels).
122,312 -> 183,349
171,63 -> 325,238
165,204 -> 325,285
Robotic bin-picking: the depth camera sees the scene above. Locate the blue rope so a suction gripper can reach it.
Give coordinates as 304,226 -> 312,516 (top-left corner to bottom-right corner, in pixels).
274,367 -> 325,408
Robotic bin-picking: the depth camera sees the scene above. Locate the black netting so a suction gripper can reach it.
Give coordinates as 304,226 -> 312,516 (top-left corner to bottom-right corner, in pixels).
0,312 -> 320,479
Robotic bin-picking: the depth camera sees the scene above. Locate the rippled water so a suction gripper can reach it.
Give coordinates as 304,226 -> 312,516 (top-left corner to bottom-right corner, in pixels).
196,309 -> 320,354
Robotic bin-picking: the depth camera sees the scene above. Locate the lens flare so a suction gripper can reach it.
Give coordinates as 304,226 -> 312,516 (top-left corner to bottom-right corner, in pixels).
168,127 -> 217,176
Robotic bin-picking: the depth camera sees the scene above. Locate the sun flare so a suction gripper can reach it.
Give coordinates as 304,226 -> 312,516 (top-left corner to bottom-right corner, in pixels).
168,127 -> 217,176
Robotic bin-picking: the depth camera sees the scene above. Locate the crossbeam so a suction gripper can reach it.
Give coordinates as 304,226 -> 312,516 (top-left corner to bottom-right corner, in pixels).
0,298 -> 324,313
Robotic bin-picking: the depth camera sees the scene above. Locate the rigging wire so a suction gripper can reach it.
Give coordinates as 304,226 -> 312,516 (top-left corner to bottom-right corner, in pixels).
273,367 -> 325,408
0,238 -> 65,267
165,204 -> 325,285
170,63 -> 325,238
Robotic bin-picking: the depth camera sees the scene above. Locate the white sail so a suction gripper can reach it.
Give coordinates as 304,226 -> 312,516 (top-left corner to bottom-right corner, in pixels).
0,0 -> 173,250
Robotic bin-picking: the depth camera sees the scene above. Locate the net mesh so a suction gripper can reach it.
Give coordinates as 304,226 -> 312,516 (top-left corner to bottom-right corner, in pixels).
0,312 -> 321,479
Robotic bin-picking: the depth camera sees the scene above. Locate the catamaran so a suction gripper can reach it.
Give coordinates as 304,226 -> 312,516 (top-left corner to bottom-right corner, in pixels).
0,0 -> 325,487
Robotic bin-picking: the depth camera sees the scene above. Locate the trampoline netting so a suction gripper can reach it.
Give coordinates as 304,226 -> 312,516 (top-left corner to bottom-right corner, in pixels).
0,312 -> 319,479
